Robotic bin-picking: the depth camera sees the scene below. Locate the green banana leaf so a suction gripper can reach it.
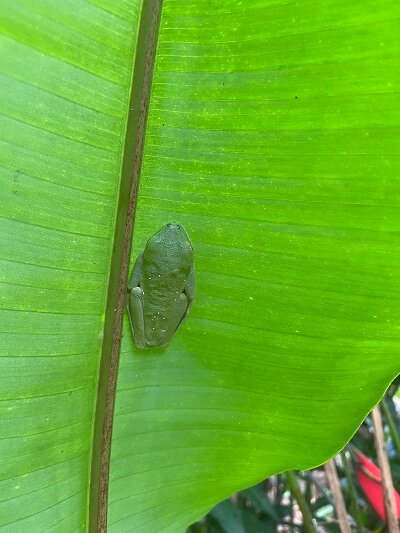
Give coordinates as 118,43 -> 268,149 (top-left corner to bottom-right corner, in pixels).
1,0 -> 399,531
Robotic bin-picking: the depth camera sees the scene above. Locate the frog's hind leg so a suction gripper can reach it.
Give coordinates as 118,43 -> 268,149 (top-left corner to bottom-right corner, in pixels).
127,252 -> 146,348
127,287 -> 146,349
160,293 -> 189,347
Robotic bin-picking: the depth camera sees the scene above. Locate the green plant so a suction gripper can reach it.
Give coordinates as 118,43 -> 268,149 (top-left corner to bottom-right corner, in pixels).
0,0 -> 399,530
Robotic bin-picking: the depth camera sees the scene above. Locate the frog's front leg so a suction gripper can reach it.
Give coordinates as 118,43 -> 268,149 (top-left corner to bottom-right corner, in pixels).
127,253 -> 146,349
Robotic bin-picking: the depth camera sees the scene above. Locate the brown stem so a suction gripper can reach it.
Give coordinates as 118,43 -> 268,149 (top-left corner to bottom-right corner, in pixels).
88,1 -> 163,531
286,470 -> 316,533
371,405 -> 399,532
324,458 -> 351,533
342,450 -> 364,532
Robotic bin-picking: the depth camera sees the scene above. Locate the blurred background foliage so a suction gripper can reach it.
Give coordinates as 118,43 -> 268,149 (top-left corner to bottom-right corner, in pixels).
188,378 -> 400,532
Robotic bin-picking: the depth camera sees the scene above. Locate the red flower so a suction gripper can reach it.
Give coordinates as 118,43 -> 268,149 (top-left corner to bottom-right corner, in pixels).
354,451 -> 400,521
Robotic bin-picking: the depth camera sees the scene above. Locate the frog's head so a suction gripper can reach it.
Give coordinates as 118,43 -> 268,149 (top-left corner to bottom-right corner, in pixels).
144,223 -> 194,276
164,222 -> 190,241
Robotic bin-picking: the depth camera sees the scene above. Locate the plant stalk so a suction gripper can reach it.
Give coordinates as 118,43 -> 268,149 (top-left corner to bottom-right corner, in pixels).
286,470 -> 316,533
371,405 -> 399,532
342,449 -> 364,532
324,458 -> 351,533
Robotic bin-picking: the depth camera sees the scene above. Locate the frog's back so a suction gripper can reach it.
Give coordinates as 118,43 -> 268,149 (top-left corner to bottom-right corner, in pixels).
141,223 -> 193,346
